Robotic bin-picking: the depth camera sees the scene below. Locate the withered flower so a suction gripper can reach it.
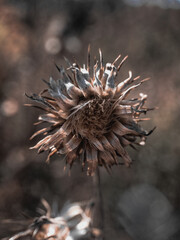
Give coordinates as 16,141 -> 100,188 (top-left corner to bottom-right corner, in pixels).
9,216 -> 69,240
27,47 -> 155,175
8,199 -> 94,240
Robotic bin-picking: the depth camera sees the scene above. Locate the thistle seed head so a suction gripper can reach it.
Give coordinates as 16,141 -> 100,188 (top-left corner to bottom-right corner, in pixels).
27,47 -> 155,175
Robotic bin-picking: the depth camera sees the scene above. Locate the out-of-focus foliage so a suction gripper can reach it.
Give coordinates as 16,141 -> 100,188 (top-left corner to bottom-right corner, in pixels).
124,0 -> 180,9
0,0 -> 180,239
118,184 -> 178,240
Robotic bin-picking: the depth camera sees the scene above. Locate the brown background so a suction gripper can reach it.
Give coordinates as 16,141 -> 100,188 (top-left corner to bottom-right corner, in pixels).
0,0 -> 180,239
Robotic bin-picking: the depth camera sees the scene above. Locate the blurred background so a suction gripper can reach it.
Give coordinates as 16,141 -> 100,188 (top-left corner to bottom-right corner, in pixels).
0,0 -> 180,239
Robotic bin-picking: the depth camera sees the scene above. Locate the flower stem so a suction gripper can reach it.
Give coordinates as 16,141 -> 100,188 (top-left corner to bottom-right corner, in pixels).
93,168 -> 105,240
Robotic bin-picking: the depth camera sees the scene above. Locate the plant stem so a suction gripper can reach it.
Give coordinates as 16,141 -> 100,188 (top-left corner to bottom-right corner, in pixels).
93,168 -> 105,240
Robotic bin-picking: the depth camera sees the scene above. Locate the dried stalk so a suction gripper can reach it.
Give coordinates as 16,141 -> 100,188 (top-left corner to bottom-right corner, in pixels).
93,168 -> 105,240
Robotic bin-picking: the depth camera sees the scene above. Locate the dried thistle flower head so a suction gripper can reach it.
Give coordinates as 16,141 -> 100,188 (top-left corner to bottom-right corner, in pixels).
27,47 -> 155,175
8,199 -> 94,240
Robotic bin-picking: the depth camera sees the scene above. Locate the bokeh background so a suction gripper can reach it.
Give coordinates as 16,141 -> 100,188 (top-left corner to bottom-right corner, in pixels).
0,0 -> 180,239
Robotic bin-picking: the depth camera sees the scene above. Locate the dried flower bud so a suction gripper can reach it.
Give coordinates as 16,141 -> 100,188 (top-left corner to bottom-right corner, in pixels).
27,47 -> 155,175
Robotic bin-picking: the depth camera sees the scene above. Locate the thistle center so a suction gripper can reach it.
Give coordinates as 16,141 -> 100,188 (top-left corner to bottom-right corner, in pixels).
72,98 -> 112,139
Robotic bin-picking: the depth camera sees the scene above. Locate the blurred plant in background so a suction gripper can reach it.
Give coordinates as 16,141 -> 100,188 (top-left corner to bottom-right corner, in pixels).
7,199 -> 95,240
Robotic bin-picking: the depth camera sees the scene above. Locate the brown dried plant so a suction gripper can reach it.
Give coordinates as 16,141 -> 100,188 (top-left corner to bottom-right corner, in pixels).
8,199 -> 94,240
27,47 -> 155,175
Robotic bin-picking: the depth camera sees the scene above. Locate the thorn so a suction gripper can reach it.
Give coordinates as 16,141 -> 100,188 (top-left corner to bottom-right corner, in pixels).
64,56 -> 72,68
117,55 -> 128,71
140,77 -> 150,83
146,126 -> 156,136
133,76 -> 140,81
24,103 -> 32,107
87,44 -> 91,72
99,48 -> 103,68
42,78 -> 50,86
25,93 -> 31,98
112,54 -> 121,65
54,62 -> 61,72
